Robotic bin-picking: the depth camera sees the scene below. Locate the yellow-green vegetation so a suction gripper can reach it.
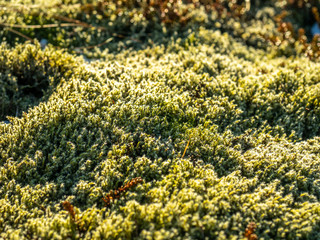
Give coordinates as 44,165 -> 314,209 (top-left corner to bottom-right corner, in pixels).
1,0 -> 320,239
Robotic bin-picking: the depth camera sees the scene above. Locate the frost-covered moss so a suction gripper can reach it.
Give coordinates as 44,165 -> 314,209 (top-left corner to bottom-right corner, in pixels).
1,1 -> 320,240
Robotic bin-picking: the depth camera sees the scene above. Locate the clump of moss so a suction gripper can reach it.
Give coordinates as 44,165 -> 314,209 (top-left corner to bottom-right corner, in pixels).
0,41 -> 82,120
1,1 -> 320,240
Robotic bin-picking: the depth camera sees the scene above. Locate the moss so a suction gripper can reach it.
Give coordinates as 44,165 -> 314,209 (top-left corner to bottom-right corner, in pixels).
1,1 -> 320,239
0,41 -> 82,120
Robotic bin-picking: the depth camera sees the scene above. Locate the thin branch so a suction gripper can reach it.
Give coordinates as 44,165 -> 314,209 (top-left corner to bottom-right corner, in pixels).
0,22 -> 105,30
53,15 -> 88,25
6,28 -> 33,41
75,38 -> 113,50
0,3 -> 41,10
52,15 -> 106,30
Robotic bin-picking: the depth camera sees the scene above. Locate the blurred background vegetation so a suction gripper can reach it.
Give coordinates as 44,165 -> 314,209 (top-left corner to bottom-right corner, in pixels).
0,0 -> 319,58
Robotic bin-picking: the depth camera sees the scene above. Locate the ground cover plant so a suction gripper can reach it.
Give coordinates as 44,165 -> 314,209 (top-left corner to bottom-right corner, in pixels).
1,0 -> 320,239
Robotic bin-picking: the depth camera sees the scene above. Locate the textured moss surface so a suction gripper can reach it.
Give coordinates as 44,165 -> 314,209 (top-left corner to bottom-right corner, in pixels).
1,1 -> 320,239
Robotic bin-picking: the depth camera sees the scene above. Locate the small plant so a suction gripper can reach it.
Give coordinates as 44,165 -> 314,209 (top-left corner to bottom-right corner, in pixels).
261,5 -> 320,60
62,200 -> 89,236
62,200 -> 76,222
244,222 -> 258,240
101,177 -> 143,207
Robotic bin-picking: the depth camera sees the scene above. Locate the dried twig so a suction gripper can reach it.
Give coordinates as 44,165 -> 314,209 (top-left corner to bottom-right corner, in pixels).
0,22 -> 105,30
5,27 -> 33,41
75,38 -> 113,50
52,15 -> 106,30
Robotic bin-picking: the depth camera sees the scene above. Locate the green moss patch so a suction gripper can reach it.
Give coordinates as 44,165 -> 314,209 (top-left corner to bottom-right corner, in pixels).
0,41 -> 81,121
1,1 -> 320,239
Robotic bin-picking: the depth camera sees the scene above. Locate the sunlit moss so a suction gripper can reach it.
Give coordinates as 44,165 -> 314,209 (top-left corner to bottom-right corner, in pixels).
1,1 -> 320,240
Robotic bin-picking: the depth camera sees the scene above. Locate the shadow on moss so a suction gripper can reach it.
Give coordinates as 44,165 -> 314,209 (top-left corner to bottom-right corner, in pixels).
0,41 -> 81,121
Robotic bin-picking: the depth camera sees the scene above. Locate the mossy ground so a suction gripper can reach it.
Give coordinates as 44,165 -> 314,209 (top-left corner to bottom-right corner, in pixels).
1,1 -> 320,239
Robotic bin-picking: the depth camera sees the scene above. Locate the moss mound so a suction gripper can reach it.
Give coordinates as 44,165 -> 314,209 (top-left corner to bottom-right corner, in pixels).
0,42 -> 81,120
1,0 -> 320,239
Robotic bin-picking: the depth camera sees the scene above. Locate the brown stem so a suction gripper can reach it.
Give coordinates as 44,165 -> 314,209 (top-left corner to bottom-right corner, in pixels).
6,28 -> 33,41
